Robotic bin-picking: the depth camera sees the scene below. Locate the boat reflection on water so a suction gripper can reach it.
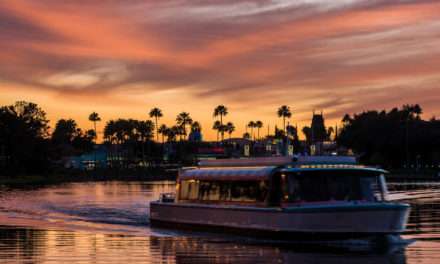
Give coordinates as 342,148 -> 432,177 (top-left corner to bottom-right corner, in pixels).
0,225 -> 409,263
0,227 -> 47,260
149,234 -> 409,264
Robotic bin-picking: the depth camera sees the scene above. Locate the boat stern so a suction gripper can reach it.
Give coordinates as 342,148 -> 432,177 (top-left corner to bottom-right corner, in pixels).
282,202 -> 411,235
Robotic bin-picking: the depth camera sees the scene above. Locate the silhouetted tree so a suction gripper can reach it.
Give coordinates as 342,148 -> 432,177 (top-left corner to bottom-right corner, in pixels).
88,112 -> 101,168
277,105 -> 291,133
248,121 -> 256,140
189,121 -> 202,142
176,112 -> 192,140
135,120 -> 154,163
149,107 -> 162,142
0,101 -> 50,175
191,121 -> 201,132
274,125 -> 285,139
255,120 -> 263,140
286,125 -> 300,154
167,126 -> 181,142
338,104 -> 440,168
52,119 -> 80,145
226,122 -> 235,139
214,105 -> 228,141
213,120 -> 221,142
88,112 -> 101,141
103,118 -> 155,167
158,124 -> 168,143
51,118 -> 94,158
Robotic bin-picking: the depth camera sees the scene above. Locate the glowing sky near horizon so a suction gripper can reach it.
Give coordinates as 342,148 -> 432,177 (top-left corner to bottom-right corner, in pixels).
1,0 -> 440,139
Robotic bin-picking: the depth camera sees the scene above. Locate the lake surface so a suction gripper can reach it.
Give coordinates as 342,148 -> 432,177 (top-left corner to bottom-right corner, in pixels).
0,181 -> 438,263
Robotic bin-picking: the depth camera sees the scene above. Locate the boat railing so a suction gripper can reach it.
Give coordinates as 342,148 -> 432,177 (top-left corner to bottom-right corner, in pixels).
159,193 -> 176,203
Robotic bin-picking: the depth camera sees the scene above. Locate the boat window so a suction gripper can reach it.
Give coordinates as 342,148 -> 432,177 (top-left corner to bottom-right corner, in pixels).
284,170 -> 385,203
285,174 -> 361,202
179,180 -> 268,203
269,173 -> 283,206
179,180 -> 199,200
359,176 -> 383,201
228,181 -> 268,202
198,181 -> 220,201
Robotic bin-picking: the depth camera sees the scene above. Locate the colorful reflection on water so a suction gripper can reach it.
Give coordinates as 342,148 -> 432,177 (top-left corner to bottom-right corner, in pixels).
0,181 -> 438,263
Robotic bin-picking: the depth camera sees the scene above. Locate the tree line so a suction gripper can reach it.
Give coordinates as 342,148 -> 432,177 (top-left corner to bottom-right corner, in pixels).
338,104 -> 440,169
1,100 -> 438,175
0,101 -> 299,174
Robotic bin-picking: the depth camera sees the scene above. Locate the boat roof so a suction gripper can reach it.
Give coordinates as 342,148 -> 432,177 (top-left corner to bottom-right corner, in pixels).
197,156 -> 357,168
179,165 -> 387,181
198,157 -> 292,167
281,165 -> 388,174
179,166 -> 277,181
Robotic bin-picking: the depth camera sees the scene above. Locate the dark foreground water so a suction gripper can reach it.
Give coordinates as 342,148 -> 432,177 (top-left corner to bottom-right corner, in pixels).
0,181 -> 438,263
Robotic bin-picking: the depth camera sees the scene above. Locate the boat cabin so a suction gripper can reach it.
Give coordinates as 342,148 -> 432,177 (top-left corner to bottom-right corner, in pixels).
176,165 -> 388,207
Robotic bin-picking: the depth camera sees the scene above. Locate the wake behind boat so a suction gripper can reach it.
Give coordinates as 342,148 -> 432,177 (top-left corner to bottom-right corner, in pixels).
150,156 -> 410,241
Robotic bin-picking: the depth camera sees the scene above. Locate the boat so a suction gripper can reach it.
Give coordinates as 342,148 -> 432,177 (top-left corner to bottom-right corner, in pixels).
150,156 -> 410,241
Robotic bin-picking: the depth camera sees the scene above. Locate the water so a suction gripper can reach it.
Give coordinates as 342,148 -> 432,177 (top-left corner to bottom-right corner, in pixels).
0,181 -> 438,263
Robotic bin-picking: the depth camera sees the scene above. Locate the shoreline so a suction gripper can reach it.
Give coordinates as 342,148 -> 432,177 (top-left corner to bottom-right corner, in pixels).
1,170 -> 439,189
0,168 -> 178,188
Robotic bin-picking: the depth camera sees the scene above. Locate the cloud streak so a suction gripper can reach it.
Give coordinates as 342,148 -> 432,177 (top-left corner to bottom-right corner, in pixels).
0,0 -> 439,138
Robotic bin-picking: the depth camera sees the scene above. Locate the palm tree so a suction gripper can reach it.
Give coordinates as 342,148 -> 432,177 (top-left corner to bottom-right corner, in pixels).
104,119 -> 132,166
165,127 -> 177,142
88,112 -> 101,141
124,119 -> 137,143
88,112 -> 101,168
158,124 -> 168,143
135,120 -> 154,140
413,104 -> 422,119
112,119 -> 126,145
277,105 -> 292,133
255,120 -> 263,140
218,124 -> 227,141
191,121 -> 201,132
149,107 -> 163,142
104,120 -> 116,144
286,124 -> 297,138
213,105 -> 228,141
135,120 -> 154,163
170,125 -> 184,141
213,120 -> 221,142
104,120 -> 117,164
248,121 -> 256,140
226,122 -> 235,139
176,112 -> 193,140
188,121 -> 202,142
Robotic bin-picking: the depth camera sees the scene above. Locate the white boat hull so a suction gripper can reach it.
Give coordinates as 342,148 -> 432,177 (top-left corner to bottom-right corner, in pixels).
150,202 -> 410,240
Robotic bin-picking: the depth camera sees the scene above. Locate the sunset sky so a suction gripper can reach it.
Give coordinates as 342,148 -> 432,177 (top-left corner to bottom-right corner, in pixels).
1,0 -> 439,140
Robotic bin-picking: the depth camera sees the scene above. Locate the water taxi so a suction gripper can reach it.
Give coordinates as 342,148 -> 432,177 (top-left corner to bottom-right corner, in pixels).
150,156 -> 410,241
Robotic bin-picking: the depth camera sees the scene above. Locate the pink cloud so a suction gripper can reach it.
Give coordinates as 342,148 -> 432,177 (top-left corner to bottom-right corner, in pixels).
0,0 -> 439,139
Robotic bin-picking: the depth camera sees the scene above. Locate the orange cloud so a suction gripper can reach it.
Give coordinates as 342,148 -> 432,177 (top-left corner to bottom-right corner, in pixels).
0,0 -> 439,140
